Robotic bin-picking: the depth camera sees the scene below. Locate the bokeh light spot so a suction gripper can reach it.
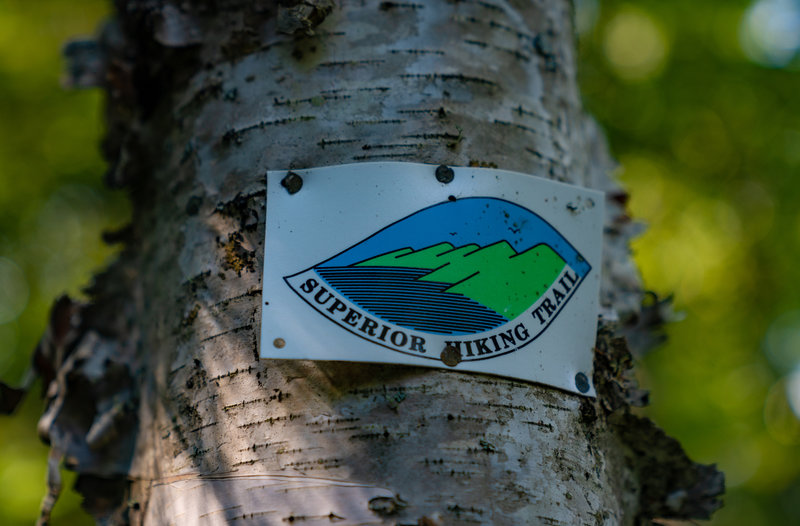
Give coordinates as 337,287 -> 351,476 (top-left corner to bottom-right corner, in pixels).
764,378 -> 800,445
786,368 -> 800,418
740,0 -> 800,67
603,7 -> 670,81
763,311 -> 800,374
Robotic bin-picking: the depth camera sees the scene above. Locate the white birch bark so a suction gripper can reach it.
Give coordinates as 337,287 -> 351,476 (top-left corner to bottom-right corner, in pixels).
14,1 -> 723,525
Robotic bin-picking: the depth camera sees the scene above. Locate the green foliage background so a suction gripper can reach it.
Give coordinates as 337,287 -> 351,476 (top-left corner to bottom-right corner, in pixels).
0,1 -> 123,523
578,0 -> 800,523
0,0 -> 798,524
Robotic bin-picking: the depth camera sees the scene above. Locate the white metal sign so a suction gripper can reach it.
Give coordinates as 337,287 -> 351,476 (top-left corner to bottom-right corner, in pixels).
261,163 -> 603,396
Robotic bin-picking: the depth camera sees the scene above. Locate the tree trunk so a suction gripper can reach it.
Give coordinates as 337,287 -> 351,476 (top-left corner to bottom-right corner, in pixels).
18,1 -> 723,524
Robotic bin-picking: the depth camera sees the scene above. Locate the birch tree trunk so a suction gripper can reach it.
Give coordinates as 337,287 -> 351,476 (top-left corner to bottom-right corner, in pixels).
17,1 -> 723,524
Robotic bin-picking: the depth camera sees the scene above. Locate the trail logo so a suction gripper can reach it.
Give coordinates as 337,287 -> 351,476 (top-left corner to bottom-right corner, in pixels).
261,163 -> 603,395
285,197 -> 590,362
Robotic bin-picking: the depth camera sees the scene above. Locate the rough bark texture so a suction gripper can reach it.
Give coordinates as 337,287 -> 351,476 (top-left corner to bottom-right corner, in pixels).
1,1 -> 724,525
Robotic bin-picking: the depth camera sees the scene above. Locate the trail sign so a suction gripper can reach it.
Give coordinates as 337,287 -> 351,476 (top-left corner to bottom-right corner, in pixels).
261,163 -> 603,396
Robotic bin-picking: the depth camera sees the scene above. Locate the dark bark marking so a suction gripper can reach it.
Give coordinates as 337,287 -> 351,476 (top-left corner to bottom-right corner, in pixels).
401,132 -> 461,141
222,397 -> 269,411
346,119 -> 406,126
311,426 -> 362,434
379,2 -> 425,10
466,401 -> 533,412
284,457 -> 342,471
208,366 -> 253,383
199,324 -> 254,343
198,505 -> 242,519
305,417 -> 360,426
274,94 -> 352,106
454,15 -> 536,44
318,59 -> 386,68
318,138 -> 359,148
239,442 -> 275,453
368,495 -> 406,516
275,448 -> 307,455
189,447 -> 212,459
280,512 -> 345,522
228,456 -> 270,468
319,86 -> 391,94
464,39 -> 488,48
223,116 -> 317,145
362,143 -> 424,150
352,153 -> 417,160
238,414 -> 302,429
522,420 -> 554,431
389,48 -> 445,55
493,119 -> 542,136
222,390 -> 288,411
212,288 -> 262,308
397,107 -> 448,116
524,147 -> 558,164
533,33 -> 559,73
463,40 -> 531,62
454,376 -> 531,390
514,104 -> 554,124
189,422 -> 217,433
400,73 -> 497,88
228,510 -> 277,521
446,503 -> 485,517
475,1 -> 505,13
543,403 -> 570,412
439,413 -> 508,426
535,515 -> 563,525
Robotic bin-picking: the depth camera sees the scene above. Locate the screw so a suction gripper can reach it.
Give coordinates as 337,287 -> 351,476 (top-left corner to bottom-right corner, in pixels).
273,338 -> 286,349
575,372 -> 590,393
440,344 -> 462,367
435,164 -> 454,184
281,172 -> 303,194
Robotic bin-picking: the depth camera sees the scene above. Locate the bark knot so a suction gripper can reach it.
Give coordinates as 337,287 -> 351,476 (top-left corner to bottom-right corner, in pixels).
277,0 -> 335,36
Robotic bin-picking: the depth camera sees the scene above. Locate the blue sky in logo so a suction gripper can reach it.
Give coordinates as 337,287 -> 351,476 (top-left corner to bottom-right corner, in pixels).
319,197 -> 591,275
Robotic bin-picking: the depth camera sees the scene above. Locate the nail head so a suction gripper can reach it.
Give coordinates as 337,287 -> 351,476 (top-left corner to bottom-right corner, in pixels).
440,344 -> 462,367
575,372 -> 590,393
435,165 -> 454,184
281,172 -> 303,194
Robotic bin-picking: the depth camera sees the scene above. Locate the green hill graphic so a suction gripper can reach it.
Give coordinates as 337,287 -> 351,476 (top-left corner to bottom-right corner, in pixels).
355,241 -> 566,319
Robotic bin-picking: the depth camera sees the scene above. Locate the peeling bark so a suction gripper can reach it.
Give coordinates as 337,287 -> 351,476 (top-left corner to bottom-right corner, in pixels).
3,1 -> 724,524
